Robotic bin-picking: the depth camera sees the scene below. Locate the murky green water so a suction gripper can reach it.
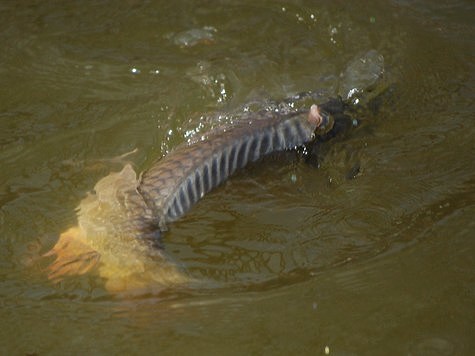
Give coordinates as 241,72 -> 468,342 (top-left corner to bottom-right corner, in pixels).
1,0 -> 474,354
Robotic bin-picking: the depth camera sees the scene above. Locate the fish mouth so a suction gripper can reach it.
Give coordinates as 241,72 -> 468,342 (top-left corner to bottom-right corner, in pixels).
309,104 -> 334,136
307,104 -> 334,135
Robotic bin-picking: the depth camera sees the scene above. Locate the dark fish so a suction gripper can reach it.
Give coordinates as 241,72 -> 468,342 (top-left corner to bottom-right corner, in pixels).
138,104 -> 329,231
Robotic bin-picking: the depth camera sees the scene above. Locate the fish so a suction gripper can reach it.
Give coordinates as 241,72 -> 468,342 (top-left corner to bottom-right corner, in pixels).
43,104 -> 333,294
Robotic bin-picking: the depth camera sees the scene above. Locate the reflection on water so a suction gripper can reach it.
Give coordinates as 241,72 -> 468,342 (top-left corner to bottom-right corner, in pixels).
0,0 -> 474,354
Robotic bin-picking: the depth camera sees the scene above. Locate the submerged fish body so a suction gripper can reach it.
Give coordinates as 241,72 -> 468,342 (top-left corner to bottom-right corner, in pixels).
77,164 -> 155,249
47,164 -> 189,293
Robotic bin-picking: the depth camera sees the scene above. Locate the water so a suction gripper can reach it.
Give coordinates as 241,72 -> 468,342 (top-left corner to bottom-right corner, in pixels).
1,0 -> 474,354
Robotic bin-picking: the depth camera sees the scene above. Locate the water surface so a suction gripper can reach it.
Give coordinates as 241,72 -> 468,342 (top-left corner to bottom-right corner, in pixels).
0,0 -> 474,354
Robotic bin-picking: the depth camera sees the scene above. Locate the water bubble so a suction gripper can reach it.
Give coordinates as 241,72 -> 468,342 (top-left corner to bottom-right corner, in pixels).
290,173 -> 297,183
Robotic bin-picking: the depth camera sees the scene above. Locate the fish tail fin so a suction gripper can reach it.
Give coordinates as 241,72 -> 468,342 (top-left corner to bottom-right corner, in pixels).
44,226 -> 100,281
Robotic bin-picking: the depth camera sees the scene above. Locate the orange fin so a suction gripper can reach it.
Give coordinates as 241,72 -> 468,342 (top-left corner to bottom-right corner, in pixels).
44,226 -> 190,296
44,227 -> 100,281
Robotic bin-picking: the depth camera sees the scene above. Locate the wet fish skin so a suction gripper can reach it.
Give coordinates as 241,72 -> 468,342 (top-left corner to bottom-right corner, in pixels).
138,105 -> 327,230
